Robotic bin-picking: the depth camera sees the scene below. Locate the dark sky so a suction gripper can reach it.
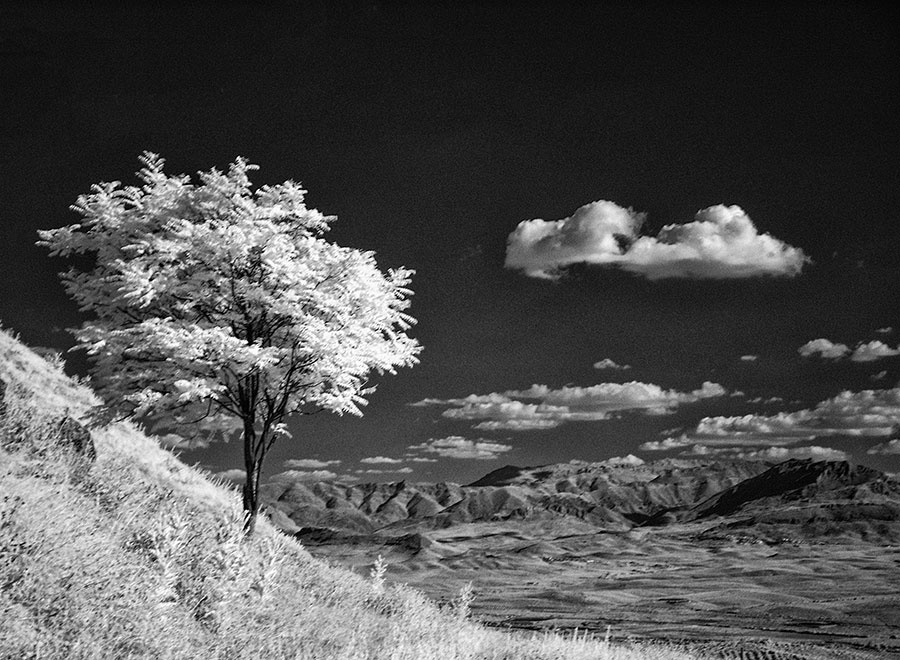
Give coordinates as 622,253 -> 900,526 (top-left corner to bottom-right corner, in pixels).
2,1 -> 899,484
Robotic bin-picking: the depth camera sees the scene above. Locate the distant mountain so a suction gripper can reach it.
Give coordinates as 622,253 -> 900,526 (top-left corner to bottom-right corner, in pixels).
261,456 -> 900,658
683,459 -> 900,542
261,457 -> 900,544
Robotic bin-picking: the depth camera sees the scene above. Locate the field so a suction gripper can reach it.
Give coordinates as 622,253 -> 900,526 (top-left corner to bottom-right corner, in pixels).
298,511 -> 900,659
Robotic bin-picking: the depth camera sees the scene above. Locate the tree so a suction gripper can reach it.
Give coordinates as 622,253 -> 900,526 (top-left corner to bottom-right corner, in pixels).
39,153 -> 421,534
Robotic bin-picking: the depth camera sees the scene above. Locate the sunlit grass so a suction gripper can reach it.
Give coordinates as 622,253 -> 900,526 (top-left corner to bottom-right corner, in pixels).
0,327 -> 703,660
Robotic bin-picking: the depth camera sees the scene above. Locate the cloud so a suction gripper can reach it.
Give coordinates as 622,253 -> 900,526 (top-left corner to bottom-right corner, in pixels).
682,445 -> 850,462
799,338 -> 900,362
871,371 -> 888,382
603,454 -> 645,466
473,419 -> 562,431
355,467 -> 414,475
798,338 -> 851,359
408,436 -> 513,460
157,433 -> 213,450
685,387 -> 900,444
283,458 -> 341,469
505,202 -> 808,280
214,469 -> 247,484
417,380 -> 727,431
639,436 -> 694,451
360,456 -> 405,464
443,400 -> 583,429
876,327 -> 894,335
270,469 -> 339,482
850,340 -> 900,362
740,355 -> 759,362
867,439 -> 900,455
594,358 -> 631,370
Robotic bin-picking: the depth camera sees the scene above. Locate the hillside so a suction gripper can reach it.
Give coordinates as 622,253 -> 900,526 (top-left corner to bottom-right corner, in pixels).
0,327 -> 703,660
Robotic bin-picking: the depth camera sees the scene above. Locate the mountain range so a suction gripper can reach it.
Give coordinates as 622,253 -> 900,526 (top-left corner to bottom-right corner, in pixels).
255,456 -> 900,657
260,456 -> 900,546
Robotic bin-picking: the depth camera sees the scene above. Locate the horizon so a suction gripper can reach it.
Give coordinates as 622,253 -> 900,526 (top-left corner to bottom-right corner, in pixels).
2,2 -> 898,485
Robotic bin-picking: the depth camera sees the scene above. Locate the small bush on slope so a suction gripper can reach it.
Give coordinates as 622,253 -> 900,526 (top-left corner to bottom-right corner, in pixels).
0,328 -> 702,660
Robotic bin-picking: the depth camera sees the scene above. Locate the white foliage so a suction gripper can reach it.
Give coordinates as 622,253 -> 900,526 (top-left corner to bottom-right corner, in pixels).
39,153 -> 421,448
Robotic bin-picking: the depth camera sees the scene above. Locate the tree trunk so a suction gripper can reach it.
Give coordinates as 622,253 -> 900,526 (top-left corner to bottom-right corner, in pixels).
241,420 -> 262,535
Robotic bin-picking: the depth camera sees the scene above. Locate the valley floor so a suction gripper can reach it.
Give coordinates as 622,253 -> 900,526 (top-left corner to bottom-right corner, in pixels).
300,521 -> 900,660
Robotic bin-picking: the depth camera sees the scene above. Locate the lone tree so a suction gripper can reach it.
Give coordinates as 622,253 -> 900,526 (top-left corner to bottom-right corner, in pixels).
39,153 -> 421,534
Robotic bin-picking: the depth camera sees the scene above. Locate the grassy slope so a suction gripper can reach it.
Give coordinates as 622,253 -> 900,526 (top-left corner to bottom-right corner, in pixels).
0,328 -> 701,660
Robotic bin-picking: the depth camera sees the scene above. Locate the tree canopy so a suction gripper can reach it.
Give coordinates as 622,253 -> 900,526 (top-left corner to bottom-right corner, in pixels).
39,153 -> 421,531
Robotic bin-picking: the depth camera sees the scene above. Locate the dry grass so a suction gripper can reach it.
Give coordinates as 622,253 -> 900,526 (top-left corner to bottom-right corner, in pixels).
0,327 -> 703,660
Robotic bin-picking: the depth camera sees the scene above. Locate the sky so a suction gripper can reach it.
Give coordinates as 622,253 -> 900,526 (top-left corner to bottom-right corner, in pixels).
2,1 -> 899,485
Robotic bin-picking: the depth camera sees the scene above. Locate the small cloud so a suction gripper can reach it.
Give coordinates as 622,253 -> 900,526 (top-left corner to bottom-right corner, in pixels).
405,456 -> 439,463
740,355 -> 759,362
214,469 -> 247,484
876,327 -> 894,335
473,419 -> 563,431
157,433 -> 213,450
505,202 -> 808,280
603,454 -> 645,466
798,338 -> 850,360
747,396 -> 784,404
593,358 -> 631,370
270,469 -> 339,482
283,458 -> 341,470
31,346 -> 63,361
682,445 -> 850,462
867,439 -> 900,455
408,436 -> 513,460
355,467 -> 414,475
360,456 -> 405,465
850,340 -> 900,363
639,436 -> 693,451
871,370 -> 889,382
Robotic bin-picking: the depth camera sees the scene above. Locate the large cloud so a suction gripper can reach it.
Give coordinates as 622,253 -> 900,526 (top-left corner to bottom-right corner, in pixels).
798,338 -> 900,362
684,387 -> 900,445
506,202 -> 808,280
413,381 -> 726,431
850,340 -> 900,362
798,338 -> 850,359
408,436 -> 513,460
867,439 -> 900,455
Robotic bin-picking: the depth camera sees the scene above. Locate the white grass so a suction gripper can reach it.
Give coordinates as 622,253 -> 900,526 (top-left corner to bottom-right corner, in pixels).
0,327 -> 703,660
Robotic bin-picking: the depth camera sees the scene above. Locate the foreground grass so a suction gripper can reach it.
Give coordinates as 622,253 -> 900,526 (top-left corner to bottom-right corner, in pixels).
0,329 -> 701,660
